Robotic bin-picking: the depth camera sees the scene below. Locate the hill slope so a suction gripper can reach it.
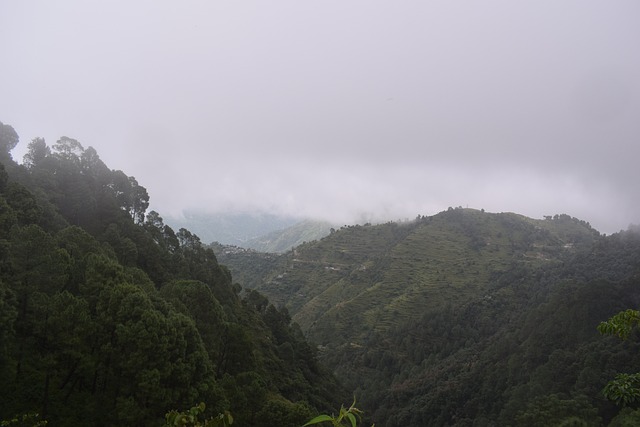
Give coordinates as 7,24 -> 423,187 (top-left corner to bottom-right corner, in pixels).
216,209 -> 640,425
233,208 -> 599,344
0,122 -> 345,427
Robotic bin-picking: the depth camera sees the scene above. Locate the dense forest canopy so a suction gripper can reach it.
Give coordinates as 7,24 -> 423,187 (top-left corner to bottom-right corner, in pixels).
0,121 -> 345,426
2,119 -> 640,426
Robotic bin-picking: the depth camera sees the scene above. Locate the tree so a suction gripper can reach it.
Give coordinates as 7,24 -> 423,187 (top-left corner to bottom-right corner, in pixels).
4,183 -> 43,226
177,228 -> 202,251
8,225 -> 70,300
0,280 -> 17,380
598,309 -> 640,341
23,138 -> 50,170
145,210 -> 164,232
0,121 -> 19,157
164,225 -> 180,253
0,120 -> 345,426
159,280 -> 226,363
598,309 -> 640,407
216,323 -> 256,377
0,196 -> 18,236
256,398 -> 314,427
514,394 -> 600,427
51,137 -> 84,164
164,402 -> 233,427
79,146 -> 109,178
126,176 -> 149,224
108,171 -> 149,224
92,282 -> 217,424
608,407 -> 640,426
0,162 -> 8,192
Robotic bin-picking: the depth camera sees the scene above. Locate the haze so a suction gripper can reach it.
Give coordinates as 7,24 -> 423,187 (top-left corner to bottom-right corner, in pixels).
1,1 -> 638,234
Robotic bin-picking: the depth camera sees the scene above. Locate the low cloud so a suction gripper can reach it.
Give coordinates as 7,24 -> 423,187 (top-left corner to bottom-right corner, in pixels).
1,1 -> 638,234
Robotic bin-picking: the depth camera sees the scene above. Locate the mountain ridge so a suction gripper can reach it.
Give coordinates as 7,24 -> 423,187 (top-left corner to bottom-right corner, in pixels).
214,208 -> 640,425
220,208 -> 600,342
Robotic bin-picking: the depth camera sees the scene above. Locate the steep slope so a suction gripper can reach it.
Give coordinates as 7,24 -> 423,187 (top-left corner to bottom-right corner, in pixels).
0,122 -> 346,427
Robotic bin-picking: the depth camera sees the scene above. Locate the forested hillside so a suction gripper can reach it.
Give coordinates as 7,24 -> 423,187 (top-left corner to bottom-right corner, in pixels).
217,209 -> 640,426
3,118 -> 640,426
0,121 -> 346,426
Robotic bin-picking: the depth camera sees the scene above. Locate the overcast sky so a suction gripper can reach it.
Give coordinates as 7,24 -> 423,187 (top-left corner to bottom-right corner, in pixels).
1,1 -> 639,234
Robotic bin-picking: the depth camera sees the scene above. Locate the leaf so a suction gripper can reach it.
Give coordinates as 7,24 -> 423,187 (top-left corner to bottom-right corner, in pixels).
223,411 -> 233,425
346,412 -> 357,427
598,309 -> 640,340
303,414 -> 334,426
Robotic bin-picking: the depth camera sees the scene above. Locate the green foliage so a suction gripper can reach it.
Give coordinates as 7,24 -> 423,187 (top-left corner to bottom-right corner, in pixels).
303,399 -> 371,427
5,120 -> 640,425
0,413 -> 47,427
0,121 -> 19,155
598,309 -> 640,340
221,208 -> 640,425
0,122 -> 343,426
598,308 -> 640,409
23,138 -> 50,170
603,374 -> 640,406
514,394 -> 600,427
608,407 -> 640,426
254,397 -> 315,427
4,183 -> 43,225
164,403 -> 233,427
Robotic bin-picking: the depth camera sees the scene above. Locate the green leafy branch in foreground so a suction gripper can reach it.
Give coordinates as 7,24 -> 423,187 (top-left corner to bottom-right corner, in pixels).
597,309 -> 640,340
303,399 -> 373,427
602,373 -> 640,407
164,403 -> 233,427
598,309 -> 640,407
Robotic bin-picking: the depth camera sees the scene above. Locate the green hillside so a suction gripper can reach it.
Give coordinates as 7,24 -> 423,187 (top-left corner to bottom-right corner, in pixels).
217,208 -> 640,426
0,121 -> 346,427
243,208 -> 599,344
4,118 -> 640,426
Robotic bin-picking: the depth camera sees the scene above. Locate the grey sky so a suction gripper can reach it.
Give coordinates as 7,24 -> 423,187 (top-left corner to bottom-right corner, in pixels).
1,1 -> 638,233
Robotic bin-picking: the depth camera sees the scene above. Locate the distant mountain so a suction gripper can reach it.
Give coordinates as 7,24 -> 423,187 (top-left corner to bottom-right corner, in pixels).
243,219 -> 335,253
164,210 -> 300,246
214,208 -> 640,425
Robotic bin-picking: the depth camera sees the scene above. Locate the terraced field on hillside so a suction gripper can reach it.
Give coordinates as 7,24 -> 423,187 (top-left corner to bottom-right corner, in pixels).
224,209 -> 598,348
214,209 -> 623,426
